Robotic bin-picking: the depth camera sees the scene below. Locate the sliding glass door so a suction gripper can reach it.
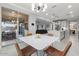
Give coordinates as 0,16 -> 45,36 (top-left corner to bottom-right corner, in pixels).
1,7 -> 28,46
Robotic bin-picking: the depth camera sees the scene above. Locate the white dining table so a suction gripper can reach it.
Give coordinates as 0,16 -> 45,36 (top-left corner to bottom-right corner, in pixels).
18,34 -> 60,56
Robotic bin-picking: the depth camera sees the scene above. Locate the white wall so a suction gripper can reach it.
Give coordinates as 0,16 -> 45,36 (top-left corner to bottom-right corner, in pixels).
49,23 -> 53,31
28,16 -> 51,34
16,15 -> 19,38
77,20 -> 79,31
77,20 -> 79,41
36,23 -> 50,30
61,21 -> 66,28
37,24 -> 45,30
0,6 -> 2,48
28,15 -> 36,34
65,21 -> 70,39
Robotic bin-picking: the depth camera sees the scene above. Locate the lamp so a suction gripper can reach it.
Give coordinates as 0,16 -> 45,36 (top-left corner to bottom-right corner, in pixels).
32,3 -> 47,12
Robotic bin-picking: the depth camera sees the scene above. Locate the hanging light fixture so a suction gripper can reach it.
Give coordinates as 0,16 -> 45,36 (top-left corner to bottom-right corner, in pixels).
32,3 -> 47,12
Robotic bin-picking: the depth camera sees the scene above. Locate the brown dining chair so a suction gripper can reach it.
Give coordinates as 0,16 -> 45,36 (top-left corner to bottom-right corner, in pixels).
26,32 -> 32,36
48,33 -> 53,36
44,41 -> 72,56
15,42 -> 36,56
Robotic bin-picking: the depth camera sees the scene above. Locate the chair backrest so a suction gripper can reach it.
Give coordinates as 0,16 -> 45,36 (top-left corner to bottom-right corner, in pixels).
48,33 -> 53,36
63,41 -> 72,56
15,43 -> 22,56
26,32 -> 32,36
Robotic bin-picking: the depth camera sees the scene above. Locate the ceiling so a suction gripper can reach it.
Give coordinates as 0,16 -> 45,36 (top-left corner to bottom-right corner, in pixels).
8,3 -> 79,21
2,7 -> 18,18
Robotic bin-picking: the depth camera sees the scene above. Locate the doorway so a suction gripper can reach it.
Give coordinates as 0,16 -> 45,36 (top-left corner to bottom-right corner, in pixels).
1,7 -> 17,46
1,7 -> 29,46
18,13 -> 28,37
69,21 -> 77,35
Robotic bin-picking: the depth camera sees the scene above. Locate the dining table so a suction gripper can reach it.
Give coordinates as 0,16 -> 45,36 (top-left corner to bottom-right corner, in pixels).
18,34 -> 60,56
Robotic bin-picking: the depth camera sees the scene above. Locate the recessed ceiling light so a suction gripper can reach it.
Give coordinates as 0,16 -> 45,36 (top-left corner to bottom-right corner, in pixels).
37,10 -> 39,12
46,13 -> 48,15
51,16 -> 55,18
43,9 -> 45,12
12,11 -> 15,14
68,5 -> 72,8
71,15 -> 74,17
69,11 -> 73,14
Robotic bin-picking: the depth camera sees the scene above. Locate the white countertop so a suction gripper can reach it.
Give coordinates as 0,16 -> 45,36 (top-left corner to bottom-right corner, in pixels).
18,34 -> 60,50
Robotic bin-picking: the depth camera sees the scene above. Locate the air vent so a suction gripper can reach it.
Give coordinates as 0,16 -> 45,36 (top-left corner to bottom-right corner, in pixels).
52,5 -> 56,8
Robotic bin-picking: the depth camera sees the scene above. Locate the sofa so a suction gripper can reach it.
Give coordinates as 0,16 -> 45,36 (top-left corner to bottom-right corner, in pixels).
36,30 -> 48,34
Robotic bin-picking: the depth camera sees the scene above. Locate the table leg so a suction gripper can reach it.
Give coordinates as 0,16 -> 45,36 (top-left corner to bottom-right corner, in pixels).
37,50 -> 45,56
